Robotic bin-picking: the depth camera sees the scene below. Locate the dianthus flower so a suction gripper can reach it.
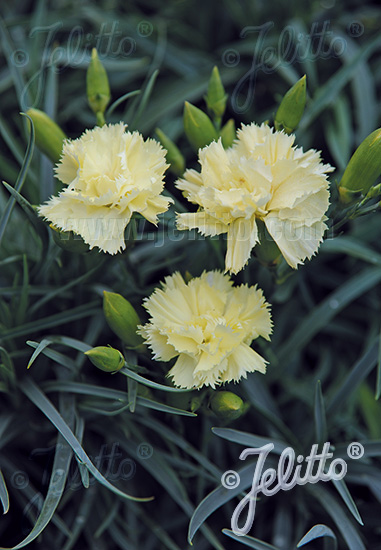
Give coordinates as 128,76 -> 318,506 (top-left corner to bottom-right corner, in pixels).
138,271 -> 272,389
38,123 -> 171,254
176,123 -> 334,273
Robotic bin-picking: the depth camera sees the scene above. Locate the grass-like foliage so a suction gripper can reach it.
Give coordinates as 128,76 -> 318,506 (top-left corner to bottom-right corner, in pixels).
1,1 -> 381,549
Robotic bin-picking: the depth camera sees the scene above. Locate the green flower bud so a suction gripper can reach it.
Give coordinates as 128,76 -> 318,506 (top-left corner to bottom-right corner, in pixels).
274,75 -> 306,134
183,101 -> 218,152
219,118 -> 236,149
366,182 -> 381,199
85,346 -> 125,372
190,396 -> 202,413
155,128 -> 185,176
50,224 -> 90,254
26,108 -> 66,164
205,66 -> 228,120
254,219 -> 282,267
103,291 -> 143,348
210,391 -> 247,421
86,48 -> 111,120
338,128 -> 381,204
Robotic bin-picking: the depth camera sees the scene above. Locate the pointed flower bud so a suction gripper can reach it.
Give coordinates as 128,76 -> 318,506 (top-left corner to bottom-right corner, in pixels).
155,128 -> 185,176
26,108 -> 66,164
190,396 -> 202,413
85,346 -> 125,372
219,118 -> 236,149
205,66 -> 228,120
338,128 -> 381,204
50,224 -> 90,254
103,291 -> 143,348
86,48 -> 111,120
274,75 -> 306,134
210,391 -> 247,421
183,101 -> 218,152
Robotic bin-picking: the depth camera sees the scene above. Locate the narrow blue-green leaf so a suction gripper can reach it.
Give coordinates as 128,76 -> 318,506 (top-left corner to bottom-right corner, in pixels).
308,485 -> 365,550
106,90 -> 141,117
15,255 -> 29,327
20,378 -> 152,502
27,342 -> 77,370
27,339 -> 55,369
130,69 -> 159,128
188,461 -> 267,543
324,96 -> 351,171
120,366 -> 189,393
341,32 -> 377,144
300,34 -> 381,130
0,470 -> 9,515
331,478 -> 363,525
1,303 -> 99,342
1,183 -> 39,229
321,237 -> 381,266
0,16 -> 30,108
239,378 -> 298,446
327,341 -> 379,413
74,415 -> 89,489
314,381 -> 327,444
93,498 -> 119,538
137,416 -> 220,478
29,261 -> 104,316
0,112 -> 24,166
41,380 -> 195,416
212,427 -> 288,455
0,114 -> 35,247
27,336 -> 91,354
0,395 -> 74,550
0,347 -> 15,387
376,329 -> 381,400
137,396 -> 196,417
297,524 -> 337,549
222,530 -> 279,549
127,378 -> 138,413
278,268 -> 381,362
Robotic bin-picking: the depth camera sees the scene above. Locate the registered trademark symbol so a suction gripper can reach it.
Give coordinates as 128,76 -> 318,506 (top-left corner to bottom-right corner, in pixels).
137,21 -> 153,37
347,442 -> 364,459
137,442 -> 153,459
347,21 -> 364,38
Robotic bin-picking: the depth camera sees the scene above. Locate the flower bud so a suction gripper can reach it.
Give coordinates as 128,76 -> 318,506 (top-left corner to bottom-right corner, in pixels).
183,101 -> 218,152
210,391 -> 247,420
155,128 -> 185,176
274,75 -> 306,134
338,128 -> 381,204
50,224 -> 90,254
85,346 -> 125,372
26,108 -> 66,164
190,395 -> 202,413
86,48 -> 111,119
103,291 -> 143,348
219,118 -> 236,149
204,66 -> 227,120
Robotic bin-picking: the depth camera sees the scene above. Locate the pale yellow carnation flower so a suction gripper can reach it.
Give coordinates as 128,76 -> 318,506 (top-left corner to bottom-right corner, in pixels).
138,271 -> 272,389
176,123 -> 334,273
38,123 -> 171,254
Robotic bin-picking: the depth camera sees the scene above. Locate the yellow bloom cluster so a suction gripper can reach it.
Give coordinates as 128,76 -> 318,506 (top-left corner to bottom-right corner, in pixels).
138,271 -> 272,389
38,123 -> 171,254
176,123 -> 334,273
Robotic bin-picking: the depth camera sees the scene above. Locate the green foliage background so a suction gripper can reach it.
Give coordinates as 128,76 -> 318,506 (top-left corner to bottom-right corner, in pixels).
0,0 -> 381,549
